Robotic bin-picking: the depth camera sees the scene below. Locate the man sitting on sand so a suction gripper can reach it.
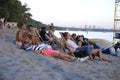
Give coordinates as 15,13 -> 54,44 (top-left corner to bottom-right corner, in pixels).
24,25 -> 38,45
16,24 -> 27,47
39,27 -> 53,42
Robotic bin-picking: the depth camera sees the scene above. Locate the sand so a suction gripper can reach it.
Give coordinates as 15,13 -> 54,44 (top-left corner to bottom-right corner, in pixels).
0,28 -> 120,80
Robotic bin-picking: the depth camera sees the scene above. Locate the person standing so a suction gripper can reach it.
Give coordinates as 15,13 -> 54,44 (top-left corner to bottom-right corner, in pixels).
0,16 -> 5,29
49,23 -> 55,32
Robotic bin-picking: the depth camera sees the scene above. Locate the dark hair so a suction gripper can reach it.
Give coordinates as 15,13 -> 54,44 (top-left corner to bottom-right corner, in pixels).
28,25 -> 33,28
63,32 -> 69,37
71,33 -> 76,37
51,23 -> 53,25
20,23 -> 25,27
76,35 -> 84,40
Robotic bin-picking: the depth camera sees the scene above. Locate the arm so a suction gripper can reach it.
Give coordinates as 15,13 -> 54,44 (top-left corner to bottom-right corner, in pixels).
28,31 -> 37,37
45,33 -> 53,41
49,30 -> 61,43
35,29 -> 40,37
64,41 -> 75,57
34,50 -> 42,54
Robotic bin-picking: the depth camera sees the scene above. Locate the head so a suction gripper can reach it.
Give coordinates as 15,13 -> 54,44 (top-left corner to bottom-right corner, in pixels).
28,25 -> 33,31
76,35 -> 84,41
63,32 -> 71,40
71,33 -> 76,38
49,23 -> 55,32
51,23 -> 53,26
21,24 -> 26,30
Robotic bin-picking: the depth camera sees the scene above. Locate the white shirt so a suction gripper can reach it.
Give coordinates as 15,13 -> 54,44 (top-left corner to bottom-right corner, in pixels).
1,18 -> 5,23
66,39 -> 79,50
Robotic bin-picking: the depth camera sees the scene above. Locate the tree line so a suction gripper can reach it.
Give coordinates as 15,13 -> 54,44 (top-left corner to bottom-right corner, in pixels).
0,0 -> 47,28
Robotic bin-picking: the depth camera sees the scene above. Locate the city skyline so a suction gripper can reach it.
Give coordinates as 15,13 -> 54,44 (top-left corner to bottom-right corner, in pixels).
19,0 -> 115,29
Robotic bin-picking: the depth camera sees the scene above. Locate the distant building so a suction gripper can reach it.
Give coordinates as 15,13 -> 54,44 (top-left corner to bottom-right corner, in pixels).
93,25 -> 96,29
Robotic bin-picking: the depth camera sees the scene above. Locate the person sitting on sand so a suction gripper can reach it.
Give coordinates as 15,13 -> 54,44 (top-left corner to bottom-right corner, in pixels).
39,27 -> 53,42
16,24 -> 27,47
76,35 -> 89,46
76,35 -> 110,62
71,33 -> 77,42
24,25 -> 38,45
114,40 -> 120,52
48,30 -> 67,51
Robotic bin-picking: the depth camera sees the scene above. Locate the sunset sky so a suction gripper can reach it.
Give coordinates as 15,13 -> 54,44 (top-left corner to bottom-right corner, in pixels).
19,0 -> 115,29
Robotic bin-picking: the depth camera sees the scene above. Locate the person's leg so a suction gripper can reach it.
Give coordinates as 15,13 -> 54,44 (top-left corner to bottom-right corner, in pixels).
58,53 -> 75,62
92,49 -> 110,62
89,54 -> 94,61
92,49 -> 102,61
52,52 -> 75,62
34,50 -> 42,54
76,45 -> 93,56
101,55 -> 110,62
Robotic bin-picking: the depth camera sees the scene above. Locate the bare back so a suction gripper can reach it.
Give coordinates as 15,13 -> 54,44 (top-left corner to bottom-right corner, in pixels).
16,30 -> 24,42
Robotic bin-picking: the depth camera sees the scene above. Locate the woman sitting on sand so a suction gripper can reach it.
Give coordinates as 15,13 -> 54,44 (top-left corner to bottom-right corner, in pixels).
63,32 -> 110,62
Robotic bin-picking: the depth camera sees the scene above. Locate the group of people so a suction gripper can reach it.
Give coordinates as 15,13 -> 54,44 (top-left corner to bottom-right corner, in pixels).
16,23 -> 110,62
16,23 -> 79,62
62,32 -> 110,62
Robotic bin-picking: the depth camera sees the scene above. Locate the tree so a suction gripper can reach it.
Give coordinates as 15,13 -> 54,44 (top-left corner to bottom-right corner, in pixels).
0,0 -> 47,28
0,0 -> 32,26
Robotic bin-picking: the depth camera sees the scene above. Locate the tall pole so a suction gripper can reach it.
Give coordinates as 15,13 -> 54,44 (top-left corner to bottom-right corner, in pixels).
113,0 -> 120,45
113,0 -> 117,45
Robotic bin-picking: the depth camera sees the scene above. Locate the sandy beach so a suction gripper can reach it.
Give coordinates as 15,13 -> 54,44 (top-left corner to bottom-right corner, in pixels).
0,28 -> 120,80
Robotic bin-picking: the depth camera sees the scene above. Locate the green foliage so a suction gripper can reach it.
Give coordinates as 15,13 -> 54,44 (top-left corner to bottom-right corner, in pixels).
26,18 -> 48,29
0,0 -> 31,25
0,0 -> 48,29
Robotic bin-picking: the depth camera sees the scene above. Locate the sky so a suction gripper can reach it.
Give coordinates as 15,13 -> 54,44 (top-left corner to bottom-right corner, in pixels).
19,0 -> 115,29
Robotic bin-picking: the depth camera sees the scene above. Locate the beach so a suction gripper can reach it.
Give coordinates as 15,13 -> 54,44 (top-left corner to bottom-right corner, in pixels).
0,28 -> 120,80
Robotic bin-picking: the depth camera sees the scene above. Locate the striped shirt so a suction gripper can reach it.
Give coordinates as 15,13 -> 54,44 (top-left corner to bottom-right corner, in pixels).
25,44 -> 52,51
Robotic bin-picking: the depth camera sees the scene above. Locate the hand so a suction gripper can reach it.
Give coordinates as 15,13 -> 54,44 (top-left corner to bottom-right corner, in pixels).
49,30 -> 53,34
